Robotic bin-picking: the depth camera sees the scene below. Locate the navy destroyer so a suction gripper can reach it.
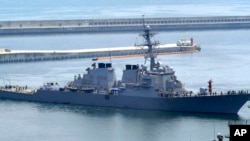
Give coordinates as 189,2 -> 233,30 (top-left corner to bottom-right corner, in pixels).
0,20 -> 250,114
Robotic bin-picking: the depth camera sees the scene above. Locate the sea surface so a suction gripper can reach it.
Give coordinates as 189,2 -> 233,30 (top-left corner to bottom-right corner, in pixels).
0,0 -> 250,141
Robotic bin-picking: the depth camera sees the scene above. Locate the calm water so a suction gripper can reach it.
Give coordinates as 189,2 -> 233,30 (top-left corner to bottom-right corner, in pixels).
1,0 -> 250,141
1,0 -> 250,20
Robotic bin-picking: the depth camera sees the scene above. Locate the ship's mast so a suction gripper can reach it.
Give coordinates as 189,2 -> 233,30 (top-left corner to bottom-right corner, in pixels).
140,15 -> 159,71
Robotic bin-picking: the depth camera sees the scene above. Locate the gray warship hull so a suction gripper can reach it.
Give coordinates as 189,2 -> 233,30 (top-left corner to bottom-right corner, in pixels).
0,90 -> 249,114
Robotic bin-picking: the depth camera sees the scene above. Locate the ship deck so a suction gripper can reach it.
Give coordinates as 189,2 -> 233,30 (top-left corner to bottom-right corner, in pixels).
1,85 -> 250,99
0,86 -> 35,95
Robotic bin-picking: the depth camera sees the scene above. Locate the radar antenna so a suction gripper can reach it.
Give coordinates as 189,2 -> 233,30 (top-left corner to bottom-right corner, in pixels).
136,15 -> 160,71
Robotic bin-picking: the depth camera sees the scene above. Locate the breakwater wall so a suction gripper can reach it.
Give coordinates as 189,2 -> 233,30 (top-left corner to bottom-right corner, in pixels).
1,16 -> 250,34
0,43 -> 200,64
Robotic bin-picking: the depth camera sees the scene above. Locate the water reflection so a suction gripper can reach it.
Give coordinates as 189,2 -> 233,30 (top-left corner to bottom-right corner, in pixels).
32,101 -> 242,121
0,99 -> 247,141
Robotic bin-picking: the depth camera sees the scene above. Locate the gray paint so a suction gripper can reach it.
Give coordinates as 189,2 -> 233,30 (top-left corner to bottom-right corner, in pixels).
0,90 -> 249,114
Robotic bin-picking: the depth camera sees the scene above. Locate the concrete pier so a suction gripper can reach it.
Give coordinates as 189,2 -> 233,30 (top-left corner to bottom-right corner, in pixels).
0,16 -> 250,34
0,41 -> 200,64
